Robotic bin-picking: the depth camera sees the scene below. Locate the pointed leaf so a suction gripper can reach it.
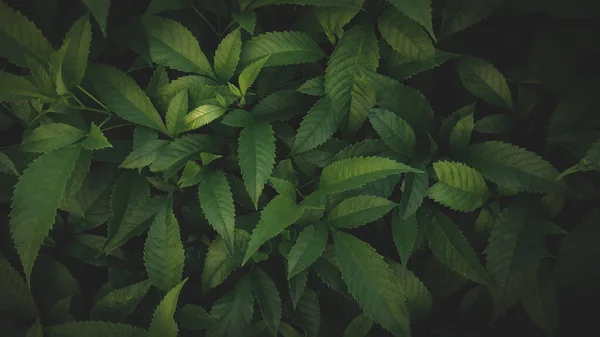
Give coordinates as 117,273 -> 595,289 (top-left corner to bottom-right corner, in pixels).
0,71 -> 49,101
239,31 -> 324,67
63,15 -> 92,85
287,222 -> 329,278
293,98 -> 337,153
202,230 -> 249,292
388,261 -> 433,321
392,209 -> 418,266
292,288 -> 320,337
328,195 -> 396,228
91,280 -> 151,321
428,161 -> 489,212
0,152 -> 19,176
184,105 -> 228,131
343,313 -> 373,337
165,90 -> 188,137
378,9 -> 434,60
456,56 -> 513,110
251,90 -> 306,121
149,134 -> 214,176
387,0 -> 435,40
21,123 -> 87,153
0,254 -> 37,320
316,1 -> 364,44
82,123 -> 112,150
207,275 -> 255,337
449,113 -> 474,150
149,279 -> 187,337
233,11 -> 257,34
252,268 -> 282,335
239,55 -> 270,95
398,168 -> 428,219
368,108 -> 416,156
214,28 -> 242,83
178,304 -> 214,331
289,269 -> 308,309
297,76 -> 325,96
222,109 -> 253,128
198,169 -> 236,251
82,0 -> 110,36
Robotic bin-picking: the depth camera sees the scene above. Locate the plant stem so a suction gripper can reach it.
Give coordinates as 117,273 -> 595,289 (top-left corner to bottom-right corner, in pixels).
98,115 -> 111,128
76,85 -> 110,112
192,5 -> 219,36
101,123 -> 135,132
66,103 -> 110,114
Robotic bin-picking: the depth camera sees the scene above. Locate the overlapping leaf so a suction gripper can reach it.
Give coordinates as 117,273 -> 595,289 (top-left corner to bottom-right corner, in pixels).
149,279 -> 187,337
207,275 -> 255,337
328,195 -> 397,228
198,169 -> 236,251
239,31 -> 324,67
287,222 -> 329,278
252,268 -> 282,335
428,161 -> 489,212
378,9 -> 434,60
456,56 -> 513,110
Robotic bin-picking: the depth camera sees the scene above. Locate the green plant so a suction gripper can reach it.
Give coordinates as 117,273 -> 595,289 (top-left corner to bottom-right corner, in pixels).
1,0 -> 599,336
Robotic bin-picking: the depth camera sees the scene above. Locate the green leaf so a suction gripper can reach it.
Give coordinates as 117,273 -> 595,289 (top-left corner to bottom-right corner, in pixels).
292,288 -> 321,337
392,209 -> 418,266
26,56 -> 54,96
10,145 -> 82,283
449,113 -> 474,150
243,195 -> 304,264
473,114 -> 517,134
426,206 -> 491,284
91,280 -> 151,321
207,275 -> 255,337
438,103 -> 475,143
184,105 -> 228,131
48,322 -> 148,337
202,230 -> 249,292
462,141 -> 563,193
238,120 -> 276,208
293,98 -> 337,154
146,0 -> 192,14
252,268 -> 282,335
0,152 -> 20,176
26,320 -> 43,337
140,15 -> 214,78
381,45 -> 458,81
328,195 -> 397,228
144,201 -> 185,291
0,71 -> 49,101
50,38 -> 70,95
288,269 -> 308,309
325,25 -> 378,133
0,1 -> 54,68
251,90 -> 306,121
297,76 -> 325,96
378,9 -> 434,60
239,55 -> 270,95
441,0 -> 503,38
397,168 -> 428,219
178,304 -> 214,331
81,123 -> 112,150
165,90 -> 188,137
82,0 -> 110,36
239,31 -> 325,67
427,161 -> 489,212
343,313 -> 373,337
60,149 -> 93,212
558,139 -> 600,178
214,28 -> 242,83
456,56 -> 513,110
333,230 -> 411,337
198,169 -> 236,251
63,15 -> 92,86
150,134 -> 214,176
90,64 -> 167,133
66,165 -> 117,221
0,254 -> 37,320
319,156 -> 422,194
64,234 -> 125,266
120,140 -> 170,169
287,222 -> 329,278
222,109 -> 253,128
233,11 -> 257,34
368,108 -> 416,156
387,0 -> 436,40
316,1 -> 364,44
149,279 -> 187,337
21,123 -> 87,153
388,261 -> 433,321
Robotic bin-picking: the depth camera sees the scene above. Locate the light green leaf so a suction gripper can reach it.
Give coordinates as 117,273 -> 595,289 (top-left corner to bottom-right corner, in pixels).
82,123 -> 112,150
21,123 -> 87,153
387,0 -> 435,40
198,169 -> 236,251
149,279 -> 187,337
293,98 -> 338,154
316,1 -> 364,44
392,209 -> 418,266
82,0 -> 110,36
156,76 -> 218,109
146,65 -> 169,99
222,109 -> 253,128
233,11 -> 257,34
149,134 -> 214,176
239,31 -> 325,67
140,15 -> 214,78
202,230 -> 249,293
378,9 -> 434,60
441,0 -> 503,38
238,120 -> 276,208
426,206 -> 491,284
397,168 -> 428,219
90,64 -> 167,133
0,152 -> 20,176
456,56 -> 513,110
252,268 -> 282,335
91,280 -> 151,321
144,201 -> 185,291
287,222 -> 329,278
49,39 -> 70,95
214,28 -> 242,83
0,254 -> 37,320
449,113 -> 474,150
388,261 -> 433,321
325,25 -> 379,133
146,0 -> 192,14
438,103 -> 475,143
63,15 -> 92,86
297,76 -> 325,96
319,156 -> 422,194
0,71 -> 48,101
328,195 -> 397,228
0,1 -> 54,68
239,55 -> 270,95
207,275 -> 255,337
368,108 -> 416,156
120,140 -> 170,169
333,230 -> 410,337
48,321 -> 148,337
133,127 -> 158,150
178,304 -> 214,331
178,161 -> 202,188
251,90 -> 306,121
165,90 -> 188,137
243,195 -> 304,264
462,141 -> 563,193
10,145 -> 82,283
343,313 -> 373,337
428,161 -> 489,212
184,105 -> 228,131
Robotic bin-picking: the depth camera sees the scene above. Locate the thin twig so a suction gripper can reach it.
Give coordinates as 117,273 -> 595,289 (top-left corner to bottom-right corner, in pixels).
192,5 -> 219,36
76,85 -> 110,111
101,123 -> 135,132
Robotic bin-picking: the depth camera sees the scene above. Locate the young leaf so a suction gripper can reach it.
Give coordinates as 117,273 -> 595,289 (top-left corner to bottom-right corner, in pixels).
207,275 -> 255,337
146,65 -> 169,99
239,55 -> 270,95
144,202 -> 185,291
325,25 -> 379,133
293,98 -> 338,153
456,56 -> 513,110
82,123 -> 112,150
426,207 -> 491,284
47,322 -> 148,337
233,11 -> 257,34
287,222 -> 329,279
81,0 -> 110,36
0,1 -> 54,68
120,140 -> 170,169
91,280 -> 151,321
140,15 -> 214,78
149,279 -> 188,337
184,105 -> 228,131
63,14 -> 92,86
333,230 -> 411,337
343,313 -> 373,337
441,0 -> 503,38
197,169 -> 236,251
328,195 -> 397,228
387,0 -> 436,40
10,145 -> 82,283
319,156 -> 423,194
0,71 -> 49,101
91,64 -> 167,133
462,141 -> 563,193
297,76 -> 325,96
238,120 -> 276,208
252,268 -> 282,335
388,261 -> 433,321
214,28 -> 242,83
427,161 -> 489,212
392,209 -> 418,266
21,123 -> 87,153
378,9 -> 435,60
239,31 -> 325,67
243,195 -> 304,264
165,90 -> 188,137
368,108 -> 416,156
0,254 -> 37,320
202,230 -> 249,293
316,1 -> 364,44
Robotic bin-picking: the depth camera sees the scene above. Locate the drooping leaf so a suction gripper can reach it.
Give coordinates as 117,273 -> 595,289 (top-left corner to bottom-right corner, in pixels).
47,321 -> 148,337
427,161 -> 489,212
21,123 -> 87,153
343,313 -> 373,337
91,280 -> 151,321
328,195 -> 397,228
81,0 -> 110,36
10,145 -> 82,283
238,120 -> 276,208
202,230 -> 250,293
368,108 -> 416,157
184,105 -> 228,131
198,169 -> 236,251
62,14 -> 92,86
0,254 -> 37,320
239,31 -> 325,67
456,56 -> 513,110
252,268 -> 282,335
287,222 -> 329,278
381,44 -> 458,81
206,275 -> 255,337
387,0 -> 436,40
149,279 -> 187,337
165,90 -> 188,137
557,139 -> 600,178
333,230 -> 411,337
214,28 -> 242,83
441,0 -> 503,38
392,209 -> 418,266
82,123 -> 112,150
378,9 -> 434,60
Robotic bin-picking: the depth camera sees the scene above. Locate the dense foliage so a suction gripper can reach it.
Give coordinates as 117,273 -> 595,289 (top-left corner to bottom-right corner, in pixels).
1,0 -> 599,336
